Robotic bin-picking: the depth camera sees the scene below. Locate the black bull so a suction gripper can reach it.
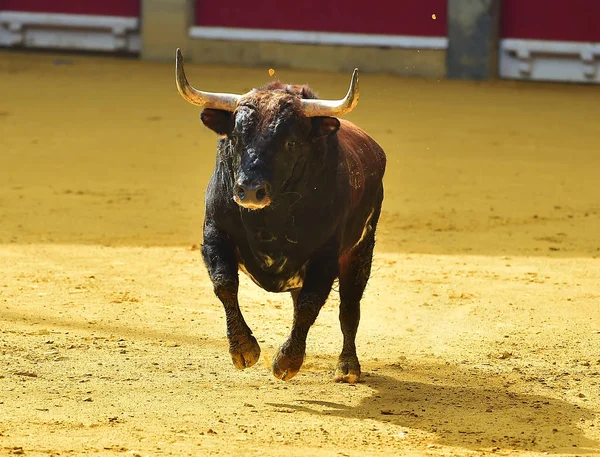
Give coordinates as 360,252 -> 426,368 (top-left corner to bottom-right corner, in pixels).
176,50 -> 386,382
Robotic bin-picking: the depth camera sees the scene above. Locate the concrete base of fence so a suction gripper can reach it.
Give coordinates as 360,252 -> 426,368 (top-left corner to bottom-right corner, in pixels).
188,39 -> 447,78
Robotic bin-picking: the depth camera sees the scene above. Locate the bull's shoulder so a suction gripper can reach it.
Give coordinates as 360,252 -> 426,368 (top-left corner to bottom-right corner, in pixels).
334,120 -> 385,252
204,159 -> 240,225
337,120 -> 386,177
335,120 -> 386,207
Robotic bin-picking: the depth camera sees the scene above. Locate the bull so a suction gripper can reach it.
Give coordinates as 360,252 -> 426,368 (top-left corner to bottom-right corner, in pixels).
175,49 -> 386,383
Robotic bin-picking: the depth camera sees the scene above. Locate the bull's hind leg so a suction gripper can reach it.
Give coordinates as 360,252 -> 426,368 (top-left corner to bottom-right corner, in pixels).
335,208 -> 381,383
202,224 -> 260,369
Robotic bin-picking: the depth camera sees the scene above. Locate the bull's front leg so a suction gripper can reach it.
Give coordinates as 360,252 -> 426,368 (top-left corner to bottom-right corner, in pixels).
272,245 -> 338,381
202,224 -> 260,369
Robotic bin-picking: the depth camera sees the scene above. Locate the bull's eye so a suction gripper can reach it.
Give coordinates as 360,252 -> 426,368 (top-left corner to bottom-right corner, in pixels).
285,141 -> 296,151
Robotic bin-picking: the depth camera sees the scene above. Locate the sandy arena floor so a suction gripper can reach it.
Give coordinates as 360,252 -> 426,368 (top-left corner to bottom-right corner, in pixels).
0,51 -> 599,456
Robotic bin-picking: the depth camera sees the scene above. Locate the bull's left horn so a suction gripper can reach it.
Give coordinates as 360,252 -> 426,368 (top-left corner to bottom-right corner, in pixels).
175,48 -> 241,111
300,68 -> 359,117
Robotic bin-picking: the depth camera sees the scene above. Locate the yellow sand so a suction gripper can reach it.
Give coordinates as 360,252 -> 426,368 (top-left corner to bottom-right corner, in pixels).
0,51 -> 598,456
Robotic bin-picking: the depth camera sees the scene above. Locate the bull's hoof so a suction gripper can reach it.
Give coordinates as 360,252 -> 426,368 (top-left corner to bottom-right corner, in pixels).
272,348 -> 304,381
229,334 -> 261,369
333,356 -> 361,384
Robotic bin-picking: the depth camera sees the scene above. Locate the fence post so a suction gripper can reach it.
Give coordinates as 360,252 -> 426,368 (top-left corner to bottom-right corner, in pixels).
141,0 -> 195,61
446,0 -> 500,79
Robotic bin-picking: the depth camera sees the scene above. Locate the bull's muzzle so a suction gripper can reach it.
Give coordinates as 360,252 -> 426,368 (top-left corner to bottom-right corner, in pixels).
233,182 -> 272,210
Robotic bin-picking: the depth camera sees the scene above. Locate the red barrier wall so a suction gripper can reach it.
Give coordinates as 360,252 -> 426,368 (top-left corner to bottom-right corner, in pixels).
195,0 -> 447,36
501,0 -> 600,42
0,0 -> 140,17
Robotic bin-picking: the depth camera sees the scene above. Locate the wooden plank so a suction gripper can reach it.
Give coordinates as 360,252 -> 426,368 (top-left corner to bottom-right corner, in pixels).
0,0 -> 140,17
194,0 -> 446,37
501,0 -> 600,42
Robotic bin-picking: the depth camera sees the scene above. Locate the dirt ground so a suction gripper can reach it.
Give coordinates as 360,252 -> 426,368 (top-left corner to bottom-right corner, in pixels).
0,51 -> 599,457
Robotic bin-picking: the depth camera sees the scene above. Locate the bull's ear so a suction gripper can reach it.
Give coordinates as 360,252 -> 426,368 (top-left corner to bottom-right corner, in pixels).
312,116 -> 340,138
200,108 -> 233,135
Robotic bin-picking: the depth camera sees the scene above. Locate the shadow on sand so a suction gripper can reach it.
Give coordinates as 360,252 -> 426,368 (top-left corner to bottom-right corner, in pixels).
269,367 -> 599,454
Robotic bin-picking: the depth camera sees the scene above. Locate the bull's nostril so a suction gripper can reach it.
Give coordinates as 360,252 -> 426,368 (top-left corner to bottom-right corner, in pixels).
235,182 -> 270,207
255,187 -> 267,202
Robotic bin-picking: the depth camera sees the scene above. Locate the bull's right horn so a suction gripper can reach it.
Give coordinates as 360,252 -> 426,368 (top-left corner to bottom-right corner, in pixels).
299,68 -> 359,117
175,48 -> 241,111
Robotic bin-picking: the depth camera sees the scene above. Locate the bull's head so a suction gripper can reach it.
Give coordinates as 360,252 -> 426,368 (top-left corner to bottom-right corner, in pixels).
175,49 -> 359,211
